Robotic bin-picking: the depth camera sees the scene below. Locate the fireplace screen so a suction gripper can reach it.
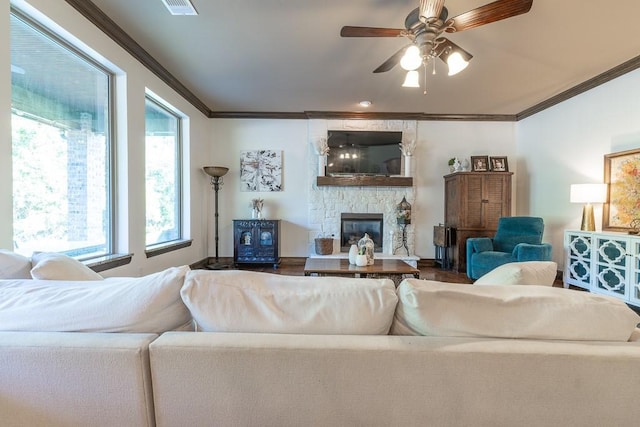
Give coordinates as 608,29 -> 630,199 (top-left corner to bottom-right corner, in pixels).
340,213 -> 383,252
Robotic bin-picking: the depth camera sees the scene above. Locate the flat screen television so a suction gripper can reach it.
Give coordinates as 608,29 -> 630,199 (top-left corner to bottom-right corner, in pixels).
326,130 -> 403,176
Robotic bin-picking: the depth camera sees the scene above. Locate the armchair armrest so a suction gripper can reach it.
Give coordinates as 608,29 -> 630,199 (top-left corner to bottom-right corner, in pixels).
467,237 -> 494,254
512,243 -> 552,261
466,237 -> 495,278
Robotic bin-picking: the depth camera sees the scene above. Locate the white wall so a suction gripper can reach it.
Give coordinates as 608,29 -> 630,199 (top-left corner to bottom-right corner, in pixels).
210,119 -> 310,257
414,120 -> 517,256
1,0 -> 213,276
518,69 -> 640,269
212,118 -> 517,260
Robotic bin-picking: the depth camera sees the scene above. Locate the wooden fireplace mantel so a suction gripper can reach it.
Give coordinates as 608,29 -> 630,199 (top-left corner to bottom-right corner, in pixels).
316,176 -> 413,187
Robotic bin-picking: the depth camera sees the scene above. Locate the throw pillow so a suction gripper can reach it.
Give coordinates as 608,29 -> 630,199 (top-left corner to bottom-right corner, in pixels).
30,252 -> 103,281
474,261 -> 557,286
181,270 -> 398,335
0,265 -> 191,333
391,278 -> 640,341
0,249 -> 32,279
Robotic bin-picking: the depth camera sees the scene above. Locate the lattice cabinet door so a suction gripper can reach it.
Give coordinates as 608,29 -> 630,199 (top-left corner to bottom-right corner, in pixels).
564,231 -> 592,290
592,234 -> 631,300
629,237 -> 640,306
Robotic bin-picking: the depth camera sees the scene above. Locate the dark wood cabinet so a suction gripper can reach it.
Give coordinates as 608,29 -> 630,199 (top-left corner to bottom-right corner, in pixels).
233,219 -> 281,268
444,172 -> 512,272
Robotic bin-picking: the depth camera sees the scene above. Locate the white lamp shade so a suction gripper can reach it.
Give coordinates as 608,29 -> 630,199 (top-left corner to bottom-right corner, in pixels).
570,183 -> 607,203
447,51 -> 469,76
402,70 -> 420,88
400,45 -> 422,71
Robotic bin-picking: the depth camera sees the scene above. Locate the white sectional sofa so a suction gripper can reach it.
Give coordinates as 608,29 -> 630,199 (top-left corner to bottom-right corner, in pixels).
1,253 -> 640,426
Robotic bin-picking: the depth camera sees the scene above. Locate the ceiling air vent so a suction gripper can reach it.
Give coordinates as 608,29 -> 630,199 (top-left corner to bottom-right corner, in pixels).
161,0 -> 198,16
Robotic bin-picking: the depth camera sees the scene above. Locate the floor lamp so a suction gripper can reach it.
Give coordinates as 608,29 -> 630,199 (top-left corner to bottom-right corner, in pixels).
203,166 -> 229,269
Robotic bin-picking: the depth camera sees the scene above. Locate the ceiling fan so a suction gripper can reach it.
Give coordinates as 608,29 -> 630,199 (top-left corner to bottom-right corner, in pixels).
340,0 -> 533,88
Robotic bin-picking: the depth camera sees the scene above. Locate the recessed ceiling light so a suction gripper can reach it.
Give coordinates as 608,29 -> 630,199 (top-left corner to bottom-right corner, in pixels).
359,101 -> 372,107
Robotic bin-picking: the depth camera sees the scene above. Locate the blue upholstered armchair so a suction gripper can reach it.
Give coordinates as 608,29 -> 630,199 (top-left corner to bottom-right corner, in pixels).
466,217 -> 552,280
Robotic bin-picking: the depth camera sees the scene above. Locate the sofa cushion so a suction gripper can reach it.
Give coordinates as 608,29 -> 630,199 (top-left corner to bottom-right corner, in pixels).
181,270 -> 398,334
0,265 -> 191,332
474,261 -> 557,286
30,252 -> 103,281
391,278 -> 640,341
0,249 -> 32,279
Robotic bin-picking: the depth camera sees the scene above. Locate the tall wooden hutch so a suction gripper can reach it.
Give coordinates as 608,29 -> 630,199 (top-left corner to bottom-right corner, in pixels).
444,172 -> 512,272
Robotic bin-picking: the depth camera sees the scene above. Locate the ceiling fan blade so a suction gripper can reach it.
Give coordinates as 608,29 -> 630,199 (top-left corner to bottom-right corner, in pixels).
419,0 -> 445,23
340,26 -> 404,37
445,0 -> 532,33
373,45 -> 410,73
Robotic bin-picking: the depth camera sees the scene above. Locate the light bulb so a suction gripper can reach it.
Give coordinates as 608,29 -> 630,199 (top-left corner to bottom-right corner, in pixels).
400,46 -> 422,71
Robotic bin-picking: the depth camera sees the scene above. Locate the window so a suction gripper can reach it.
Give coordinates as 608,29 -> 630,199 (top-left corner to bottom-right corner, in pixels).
10,10 -> 113,259
145,96 -> 182,247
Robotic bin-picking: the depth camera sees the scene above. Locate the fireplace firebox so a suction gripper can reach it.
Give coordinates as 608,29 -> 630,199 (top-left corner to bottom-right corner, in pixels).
340,213 -> 383,252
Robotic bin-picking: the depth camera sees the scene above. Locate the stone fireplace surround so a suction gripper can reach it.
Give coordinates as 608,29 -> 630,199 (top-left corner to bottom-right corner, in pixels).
308,119 -> 417,256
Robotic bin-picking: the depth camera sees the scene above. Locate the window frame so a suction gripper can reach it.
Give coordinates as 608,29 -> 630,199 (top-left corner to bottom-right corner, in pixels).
144,93 -> 190,256
10,7 -> 117,262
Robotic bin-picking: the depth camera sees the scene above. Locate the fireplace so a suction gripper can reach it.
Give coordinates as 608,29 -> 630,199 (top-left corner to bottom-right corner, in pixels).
340,213 -> 383,252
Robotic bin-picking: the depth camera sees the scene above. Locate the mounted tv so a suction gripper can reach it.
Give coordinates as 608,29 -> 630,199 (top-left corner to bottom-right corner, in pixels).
326,130 -> 403,176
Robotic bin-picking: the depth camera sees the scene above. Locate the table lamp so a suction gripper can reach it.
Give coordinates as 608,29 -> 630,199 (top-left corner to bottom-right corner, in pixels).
570,183 -> 607,231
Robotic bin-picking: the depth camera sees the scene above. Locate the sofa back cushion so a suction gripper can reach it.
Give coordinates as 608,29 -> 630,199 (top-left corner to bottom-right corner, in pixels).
181,270 -> 398,334
473,261 -> 557,286
0,250 -> 32,279
391,278 -> 640,341
0,266 -> 191,333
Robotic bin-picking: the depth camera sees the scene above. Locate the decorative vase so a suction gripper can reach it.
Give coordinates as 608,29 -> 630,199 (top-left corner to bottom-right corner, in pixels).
355,254 -> 368,267
348,244 -> 358,265
404,155 -> 412,177
357,233 -> 375,266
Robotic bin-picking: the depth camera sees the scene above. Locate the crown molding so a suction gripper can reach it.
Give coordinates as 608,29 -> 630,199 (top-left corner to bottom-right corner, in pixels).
209,111 -> 517,121
66,1 -> 640,123
516,54 -> 640,120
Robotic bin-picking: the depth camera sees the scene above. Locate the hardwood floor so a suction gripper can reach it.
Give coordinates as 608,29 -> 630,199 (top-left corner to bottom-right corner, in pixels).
205,257 -> 473,284
200,257 -> 567,287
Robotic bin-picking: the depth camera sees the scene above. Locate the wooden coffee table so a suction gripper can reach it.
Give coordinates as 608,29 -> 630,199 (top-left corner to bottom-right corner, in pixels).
303,258 -> 419,286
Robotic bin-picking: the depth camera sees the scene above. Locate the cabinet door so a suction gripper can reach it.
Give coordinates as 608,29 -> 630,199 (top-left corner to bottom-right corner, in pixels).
629,238 -> 640,306
592,234 -> 630,300
462,175 -> 484,228
564,231 -> 592,290
483,174 -> 510,230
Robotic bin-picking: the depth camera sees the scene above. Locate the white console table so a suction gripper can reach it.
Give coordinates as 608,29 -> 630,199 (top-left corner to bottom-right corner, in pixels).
309,253 -> 420,268
564,230 -> 640,308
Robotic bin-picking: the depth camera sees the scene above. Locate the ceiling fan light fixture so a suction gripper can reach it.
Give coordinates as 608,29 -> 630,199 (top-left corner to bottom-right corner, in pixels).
402,70 -> 420,88
400,45 -> 422,71
446,51 -> 469,75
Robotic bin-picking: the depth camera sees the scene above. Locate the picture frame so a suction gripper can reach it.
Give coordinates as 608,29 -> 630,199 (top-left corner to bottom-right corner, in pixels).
471,156 -> 489,172
603,148 -> 640,231
490,156 -> 509,172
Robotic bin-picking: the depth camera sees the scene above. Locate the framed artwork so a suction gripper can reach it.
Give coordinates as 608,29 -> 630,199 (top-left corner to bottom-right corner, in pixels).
603,148 -> 640,231
240,150 -> 282,192
490,156 -> 509,172
471,156 -> 489,172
